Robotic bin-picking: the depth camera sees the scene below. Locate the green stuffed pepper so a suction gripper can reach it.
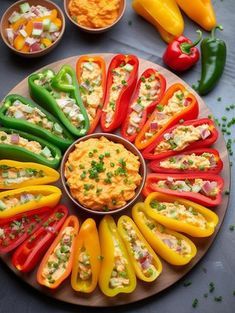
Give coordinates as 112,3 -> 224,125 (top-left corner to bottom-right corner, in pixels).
0,94 -> 74,151
0,128 -> 61,169
28,65 -> 89,137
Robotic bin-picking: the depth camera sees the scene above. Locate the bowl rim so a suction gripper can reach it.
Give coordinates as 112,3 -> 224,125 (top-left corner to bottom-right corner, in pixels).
63,0 -> 126,32
0,0 -> 65,56
60,132 -> 147,215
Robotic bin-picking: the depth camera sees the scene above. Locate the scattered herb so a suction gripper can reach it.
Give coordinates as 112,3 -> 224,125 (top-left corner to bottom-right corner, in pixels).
192,298 -> 198,308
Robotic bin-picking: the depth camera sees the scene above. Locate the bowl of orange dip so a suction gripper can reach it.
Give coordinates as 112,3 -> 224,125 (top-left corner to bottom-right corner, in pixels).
61,133 -> 146,214
64,0 -> 126,33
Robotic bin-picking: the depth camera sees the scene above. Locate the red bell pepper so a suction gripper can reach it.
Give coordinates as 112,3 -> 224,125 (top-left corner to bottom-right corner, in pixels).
135,83 -> 199,150
143,118 -> 218,160
143,173 -> 224,207
0,207 -> 51,254
12,205 -> 68,273
149,148 -> 223,174
121,68 -> 166,142
100,54 -> 139,132
76,55 -> 106,134
163,30 -> 202,72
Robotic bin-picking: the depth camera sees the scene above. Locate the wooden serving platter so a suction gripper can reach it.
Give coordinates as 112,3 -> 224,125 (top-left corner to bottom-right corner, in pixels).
0,54 -> 230,307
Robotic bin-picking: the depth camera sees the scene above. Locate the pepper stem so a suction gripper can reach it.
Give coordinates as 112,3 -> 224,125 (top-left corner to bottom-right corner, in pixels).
180,30 -> 202,55
211,25 -> 223,39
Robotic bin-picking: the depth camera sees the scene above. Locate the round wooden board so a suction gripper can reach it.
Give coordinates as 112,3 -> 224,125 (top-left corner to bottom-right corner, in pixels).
0,54 -> 230,307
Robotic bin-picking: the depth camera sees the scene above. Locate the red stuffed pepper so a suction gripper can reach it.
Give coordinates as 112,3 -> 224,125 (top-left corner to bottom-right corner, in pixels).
121,68 -> 166,142
149,148 -> 223,174
12,205 -> 68,273
135,83 -> 199,150
143,173 -> 224,207
143,118 -> 218,160
76,55 -> 106,134
0,207 -> 51,254
101,54 -> 139,132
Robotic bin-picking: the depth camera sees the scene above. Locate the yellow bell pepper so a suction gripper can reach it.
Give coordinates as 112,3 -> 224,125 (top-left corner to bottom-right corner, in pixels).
98,215 -> 136,297
0,185 -> 61,218
0,160 -> 60,189
132,0 -> 184,43
145,192 -> 219,237
176,0 -> 216,31
132,202 -> 197,265
118,215 -> 162,282
71,218 -> 101,293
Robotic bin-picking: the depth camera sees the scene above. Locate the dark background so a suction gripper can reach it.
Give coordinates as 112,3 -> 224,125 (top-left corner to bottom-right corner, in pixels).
0,1 -> 235,312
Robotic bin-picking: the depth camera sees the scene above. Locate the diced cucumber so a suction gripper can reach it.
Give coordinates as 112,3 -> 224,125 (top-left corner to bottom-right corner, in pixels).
44,69 -> 55,80
2,171 -> 9,178
8,11 -> 21,24
49,22 -> 59,33
43,18 -> 51,31
40,146 -> 52,159
0,200 -> 6,211
22,105 -> 34,114
79,129 -> 86,135
53,123 -> 63,135
77,114 -> 85,122
32,29 -> 43,37
32,28 -> 43,37
83,62 -> 94,72
19,2 -> 30,14
124,63 -> 134,72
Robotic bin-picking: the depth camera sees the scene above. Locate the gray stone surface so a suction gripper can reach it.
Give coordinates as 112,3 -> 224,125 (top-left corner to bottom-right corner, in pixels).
0,0 -> 234,312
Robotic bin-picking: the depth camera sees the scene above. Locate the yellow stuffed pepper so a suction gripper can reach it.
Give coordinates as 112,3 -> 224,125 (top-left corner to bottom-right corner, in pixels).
132,0 -> 184,43
71,218 -> 101,293
132,202 -> 197,266
0,160 -> 60,189
176,0 -> 216,31
145,192 -> 219,238
0,185 -> 61,218
98,215 -> 136,297
118,215 -> 162,282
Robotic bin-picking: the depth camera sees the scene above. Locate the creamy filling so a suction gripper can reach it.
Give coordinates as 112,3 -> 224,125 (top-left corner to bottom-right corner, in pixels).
0,165 -> 45,186
143,90 -> 190,140
123,220 -> 157,278
42,226 -> 73,285
6,100 -> 65,138
0,193 -> 42,211
140,211 -> 192,256
126,74 -> 161,135
103,62 -> 134,127
149,200 -> 207,229
156,178 -> 219,197
155,124 -> 211,154
0,131 -> 53,160
159,152 -> 216,171
77,249 -> 92,281
0,214 -> 43,247
109,239 -> 129,289
80,61 -> 103,124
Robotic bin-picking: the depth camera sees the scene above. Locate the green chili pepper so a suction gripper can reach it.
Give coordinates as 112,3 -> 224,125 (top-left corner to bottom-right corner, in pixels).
197,25 -> 226,95
0,94 -> 74,151
0,128 -> 61,169
28,65 -> 89,137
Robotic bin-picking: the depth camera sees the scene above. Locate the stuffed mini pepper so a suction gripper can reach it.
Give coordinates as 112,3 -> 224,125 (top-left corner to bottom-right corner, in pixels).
121,68 -> 166,142
135,83 -> 199,150
143,118 -> 218,160
76,56 -> 106,134
28,65 -> 89,137
101,54 -> 139,132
